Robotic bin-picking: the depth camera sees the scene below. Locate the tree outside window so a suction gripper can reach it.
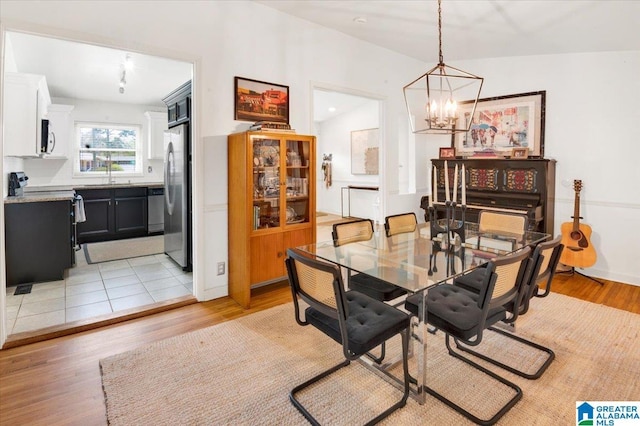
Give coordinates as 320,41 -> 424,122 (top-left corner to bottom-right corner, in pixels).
76,123 -> 141,175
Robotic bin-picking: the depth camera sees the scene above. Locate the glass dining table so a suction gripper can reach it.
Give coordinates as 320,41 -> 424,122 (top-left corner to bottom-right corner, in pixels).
296,221 -> 550,404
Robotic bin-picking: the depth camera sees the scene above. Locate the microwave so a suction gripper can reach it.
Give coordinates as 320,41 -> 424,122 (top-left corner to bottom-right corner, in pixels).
40,119 -> 56,155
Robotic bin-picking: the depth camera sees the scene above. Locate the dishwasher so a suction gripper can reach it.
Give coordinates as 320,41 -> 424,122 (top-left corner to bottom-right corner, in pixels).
148,187 -> 164,234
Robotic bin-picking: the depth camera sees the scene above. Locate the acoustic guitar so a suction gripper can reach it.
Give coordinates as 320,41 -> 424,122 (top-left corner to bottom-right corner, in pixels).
560,180 -> 597,268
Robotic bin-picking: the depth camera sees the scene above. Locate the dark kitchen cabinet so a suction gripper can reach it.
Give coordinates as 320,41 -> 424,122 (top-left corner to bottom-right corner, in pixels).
164,81 -> 191,127
76,187 -> 148,243
5,200 -> 75,286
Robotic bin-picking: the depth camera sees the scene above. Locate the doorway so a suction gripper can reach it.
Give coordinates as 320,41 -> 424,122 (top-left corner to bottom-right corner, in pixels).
312,85 -> 384,223
1,28 -> 195,342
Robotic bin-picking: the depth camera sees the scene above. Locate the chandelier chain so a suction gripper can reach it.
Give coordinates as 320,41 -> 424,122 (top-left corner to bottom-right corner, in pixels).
438,0 -> 444,65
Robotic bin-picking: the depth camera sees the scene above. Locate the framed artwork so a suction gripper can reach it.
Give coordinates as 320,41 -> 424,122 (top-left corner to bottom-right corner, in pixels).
234,77 -> 289,123
351,128 -> 379,175
512,147 -> 529,159
439,147 -> 456,159
452,91 -> 545,158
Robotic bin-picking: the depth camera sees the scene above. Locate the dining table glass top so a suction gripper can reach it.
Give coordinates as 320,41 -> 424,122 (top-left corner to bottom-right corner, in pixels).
297,221 -> 549,293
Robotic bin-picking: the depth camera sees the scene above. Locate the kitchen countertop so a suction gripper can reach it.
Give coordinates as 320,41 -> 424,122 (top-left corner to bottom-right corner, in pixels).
74,182 -> 164,190
4,182 -> 163,204
4,190 -> 76,204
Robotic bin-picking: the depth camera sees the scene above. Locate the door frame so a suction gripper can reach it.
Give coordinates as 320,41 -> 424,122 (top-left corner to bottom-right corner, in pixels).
0,20 -> 202,347
309,81 -> 386,223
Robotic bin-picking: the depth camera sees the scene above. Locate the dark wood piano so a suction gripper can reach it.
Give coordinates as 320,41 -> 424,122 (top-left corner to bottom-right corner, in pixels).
422,158 -> 556,235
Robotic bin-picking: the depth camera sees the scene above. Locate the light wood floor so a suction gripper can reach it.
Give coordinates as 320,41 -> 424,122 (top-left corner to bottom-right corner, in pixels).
0,274 -> 638,425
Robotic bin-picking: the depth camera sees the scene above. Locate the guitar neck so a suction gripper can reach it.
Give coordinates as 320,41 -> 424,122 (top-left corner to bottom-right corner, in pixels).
572,191 -> 581,231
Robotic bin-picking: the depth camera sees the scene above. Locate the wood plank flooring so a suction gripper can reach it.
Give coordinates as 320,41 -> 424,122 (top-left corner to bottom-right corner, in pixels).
0,275 -> 638,425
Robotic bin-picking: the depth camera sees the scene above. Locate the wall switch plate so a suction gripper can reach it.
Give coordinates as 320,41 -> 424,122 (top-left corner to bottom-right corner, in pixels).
217,262 -> 225,275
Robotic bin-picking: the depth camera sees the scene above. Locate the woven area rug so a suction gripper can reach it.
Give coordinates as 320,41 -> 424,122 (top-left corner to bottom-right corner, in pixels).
84,235 -> 164,264
100,293 -> 640,425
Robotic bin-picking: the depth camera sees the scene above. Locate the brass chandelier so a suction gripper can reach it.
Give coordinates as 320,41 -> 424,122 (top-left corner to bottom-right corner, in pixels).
403,0 -> 483,134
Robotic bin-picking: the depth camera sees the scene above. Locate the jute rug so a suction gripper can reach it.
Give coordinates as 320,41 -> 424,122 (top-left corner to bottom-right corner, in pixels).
84,235 -> 164,264
100,293 -> 640,425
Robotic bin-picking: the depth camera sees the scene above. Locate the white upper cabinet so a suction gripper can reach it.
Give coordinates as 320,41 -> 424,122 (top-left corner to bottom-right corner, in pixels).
45,104 -> 75,159
3,72 -> 51,157
145,111 -> 168,160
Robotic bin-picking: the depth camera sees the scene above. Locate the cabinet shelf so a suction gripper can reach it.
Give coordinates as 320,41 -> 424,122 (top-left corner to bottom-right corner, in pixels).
253,166 -> 280,173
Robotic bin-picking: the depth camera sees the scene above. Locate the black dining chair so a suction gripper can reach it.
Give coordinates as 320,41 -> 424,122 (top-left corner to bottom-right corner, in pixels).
384,212 -> 418,237
404,246 -> 532,425
474,210 -> 528,251
285,248 -> 411,425
333,218 -> 409,363
453,236 -> 564,379
332,218 -> 407,303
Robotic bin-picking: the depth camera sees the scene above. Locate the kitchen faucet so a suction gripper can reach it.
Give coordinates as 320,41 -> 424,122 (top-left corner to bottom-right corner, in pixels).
107,152 -> 115,184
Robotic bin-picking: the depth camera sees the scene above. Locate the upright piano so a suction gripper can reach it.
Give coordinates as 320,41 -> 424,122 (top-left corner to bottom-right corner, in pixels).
423,158 -> 556,235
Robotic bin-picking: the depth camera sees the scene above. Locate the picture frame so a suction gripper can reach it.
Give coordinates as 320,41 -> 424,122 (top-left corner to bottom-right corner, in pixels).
511,147 -> 529,159
452,91 -> 545,158
234,76 -> 289,124
351,128 -> 379,175
439,147 -> 456,159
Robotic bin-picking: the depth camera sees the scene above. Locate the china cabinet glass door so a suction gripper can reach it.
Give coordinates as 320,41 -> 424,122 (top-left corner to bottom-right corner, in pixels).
252,137 -> 281,230
284,138 -> 311,225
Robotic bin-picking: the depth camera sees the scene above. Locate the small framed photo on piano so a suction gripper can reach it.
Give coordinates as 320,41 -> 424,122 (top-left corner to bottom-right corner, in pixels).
439,147 -> 456,159
511,147 -> 529,159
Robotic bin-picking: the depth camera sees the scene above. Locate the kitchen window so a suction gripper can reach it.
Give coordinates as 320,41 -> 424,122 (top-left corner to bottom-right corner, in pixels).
74,123 -> 142,176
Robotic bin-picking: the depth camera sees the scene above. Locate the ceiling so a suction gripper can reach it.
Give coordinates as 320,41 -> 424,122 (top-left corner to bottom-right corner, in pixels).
256,0 -> 640,62
5,2 -> 638,112
6,31 -> 193,107
313,89 -> 376,122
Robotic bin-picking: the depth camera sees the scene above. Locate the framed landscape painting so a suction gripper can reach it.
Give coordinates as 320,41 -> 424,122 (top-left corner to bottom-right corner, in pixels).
234,77 -> 289,124
452,91 -> 545,158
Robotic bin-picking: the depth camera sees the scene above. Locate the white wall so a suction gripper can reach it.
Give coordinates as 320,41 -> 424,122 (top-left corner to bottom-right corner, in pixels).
22,98 -> 166,187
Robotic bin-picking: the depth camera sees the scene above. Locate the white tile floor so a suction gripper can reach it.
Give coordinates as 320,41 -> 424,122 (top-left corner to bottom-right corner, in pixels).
5,215 -> 337,336
5,249 -> 193,335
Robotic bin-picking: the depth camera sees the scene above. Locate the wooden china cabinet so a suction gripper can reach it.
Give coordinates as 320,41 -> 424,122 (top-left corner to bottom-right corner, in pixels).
228,131 -> 316,308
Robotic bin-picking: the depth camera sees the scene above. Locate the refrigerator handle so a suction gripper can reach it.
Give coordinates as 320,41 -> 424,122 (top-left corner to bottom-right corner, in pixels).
164,140 -> 175,215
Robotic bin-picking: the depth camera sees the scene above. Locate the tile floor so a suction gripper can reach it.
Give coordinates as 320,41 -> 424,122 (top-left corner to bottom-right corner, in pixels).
5,249 -> 192,335
4,214 -> 338,336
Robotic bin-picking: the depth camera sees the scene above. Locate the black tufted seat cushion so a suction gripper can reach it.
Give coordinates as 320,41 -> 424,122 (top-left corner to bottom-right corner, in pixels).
306,290 -> 410,356
404,285 -> 506,341
349,272 -> 408,302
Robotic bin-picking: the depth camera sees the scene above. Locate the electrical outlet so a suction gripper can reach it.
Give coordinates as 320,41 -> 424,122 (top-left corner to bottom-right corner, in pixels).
217,262 -> 225,275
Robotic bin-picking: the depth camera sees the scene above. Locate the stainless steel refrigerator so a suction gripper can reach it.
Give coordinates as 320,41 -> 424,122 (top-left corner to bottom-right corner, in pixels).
164,123 -> 190,269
